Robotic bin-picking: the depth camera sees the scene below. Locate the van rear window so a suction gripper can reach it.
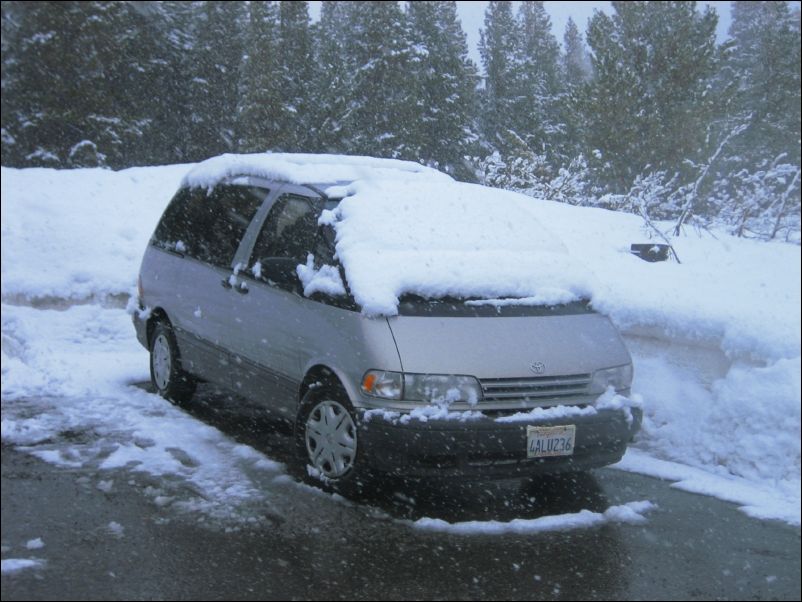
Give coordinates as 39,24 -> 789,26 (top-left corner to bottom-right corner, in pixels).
152,185 -> 268,268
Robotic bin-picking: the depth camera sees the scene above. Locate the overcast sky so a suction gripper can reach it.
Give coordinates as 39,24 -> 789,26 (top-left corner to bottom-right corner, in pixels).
308,1 -> 734,68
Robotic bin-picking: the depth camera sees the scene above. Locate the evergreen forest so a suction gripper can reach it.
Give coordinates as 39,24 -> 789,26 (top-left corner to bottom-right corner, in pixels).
2,1 -> 800,241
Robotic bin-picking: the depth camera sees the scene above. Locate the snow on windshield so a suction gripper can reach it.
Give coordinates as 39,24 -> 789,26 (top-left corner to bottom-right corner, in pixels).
327,179 -> 595,316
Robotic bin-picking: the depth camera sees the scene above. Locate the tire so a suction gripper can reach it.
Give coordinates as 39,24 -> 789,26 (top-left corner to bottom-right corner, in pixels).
149,321 -> 196,405
294,387 -> 367,495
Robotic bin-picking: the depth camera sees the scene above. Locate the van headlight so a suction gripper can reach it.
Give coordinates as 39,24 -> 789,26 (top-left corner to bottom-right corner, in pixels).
590,364 -> 633,393
361,371 -> 483,404
360,370 -> 403,400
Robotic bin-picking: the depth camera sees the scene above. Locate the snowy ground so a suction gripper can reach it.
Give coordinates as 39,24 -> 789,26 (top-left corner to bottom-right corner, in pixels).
1,163 -> 800,528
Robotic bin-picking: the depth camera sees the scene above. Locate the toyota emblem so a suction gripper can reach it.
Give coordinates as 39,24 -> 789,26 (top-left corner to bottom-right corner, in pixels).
530,362 -> 546,374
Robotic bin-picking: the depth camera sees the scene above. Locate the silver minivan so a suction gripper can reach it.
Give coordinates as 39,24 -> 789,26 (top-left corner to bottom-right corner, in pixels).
133,154 -> 641,489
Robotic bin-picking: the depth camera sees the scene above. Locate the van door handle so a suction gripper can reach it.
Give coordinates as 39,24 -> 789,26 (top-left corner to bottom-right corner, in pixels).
221,278 -> 232,289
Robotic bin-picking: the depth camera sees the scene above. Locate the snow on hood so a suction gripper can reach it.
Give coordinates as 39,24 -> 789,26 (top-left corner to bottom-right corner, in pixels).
181,152 -> 452,190
327,179 -> 595,316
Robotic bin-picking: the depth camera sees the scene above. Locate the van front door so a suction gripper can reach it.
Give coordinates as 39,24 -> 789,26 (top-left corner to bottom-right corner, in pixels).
226,188 -> 323,419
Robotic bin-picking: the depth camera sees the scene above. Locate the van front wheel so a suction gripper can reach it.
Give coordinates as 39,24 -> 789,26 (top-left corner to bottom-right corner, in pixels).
295,390 -> 367,493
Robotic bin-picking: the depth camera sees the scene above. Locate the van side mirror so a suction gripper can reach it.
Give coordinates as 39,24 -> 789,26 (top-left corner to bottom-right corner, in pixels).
259,257 -> 302,292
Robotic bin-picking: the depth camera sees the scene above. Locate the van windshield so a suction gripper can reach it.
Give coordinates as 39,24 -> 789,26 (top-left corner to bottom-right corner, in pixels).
395,294 -> 595,318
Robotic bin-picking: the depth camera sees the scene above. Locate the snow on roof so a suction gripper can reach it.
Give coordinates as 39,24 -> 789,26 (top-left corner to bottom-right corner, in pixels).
181,152 -> 452,190
328,178 -> 595,316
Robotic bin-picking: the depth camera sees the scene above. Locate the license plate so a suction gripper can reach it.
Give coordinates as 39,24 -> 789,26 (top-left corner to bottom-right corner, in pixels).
527,425 -> 576,458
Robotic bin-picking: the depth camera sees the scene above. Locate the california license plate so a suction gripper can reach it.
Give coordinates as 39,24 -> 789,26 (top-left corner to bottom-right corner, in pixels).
527,425 -> 576,458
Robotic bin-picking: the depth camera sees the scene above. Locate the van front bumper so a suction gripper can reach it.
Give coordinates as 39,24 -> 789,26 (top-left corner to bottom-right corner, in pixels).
356,407 -> 641,479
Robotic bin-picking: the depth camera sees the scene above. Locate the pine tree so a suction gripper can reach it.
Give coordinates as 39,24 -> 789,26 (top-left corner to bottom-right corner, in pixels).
479,1 -> 519,148
337,1 -> 415,158
512,1 -> 562,157
559,17 -> 591,161
697,2 -> 801,239
562,17 -> 591,87
308,0 -> 352,153
1,1 -> 178,167
120,1 -> 192,166
723,1 -> 801,170
0,1 -> 67,165
406,1 -> 479,175
185,1 -> 245,160
583,1 -> 719,190
237,1 -> 282,152
275,1 -> 313,151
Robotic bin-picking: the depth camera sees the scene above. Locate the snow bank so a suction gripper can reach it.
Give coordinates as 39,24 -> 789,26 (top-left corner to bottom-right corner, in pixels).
617,449 -> 800,525
511,199 -> 801,363
1,164 -> 189,303
1,161 -> 800,524
626,337 -> 800,505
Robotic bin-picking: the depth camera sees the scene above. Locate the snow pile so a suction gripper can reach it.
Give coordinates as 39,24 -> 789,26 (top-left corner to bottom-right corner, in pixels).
618,449 -> 800,525
496,387 -> 642,425
364,386 -> 641,427
630,345 -> 800,496
512,199 -> 800,363
328,179 -> 594,315
1,164 -> 189,303
1,558 -> 45,574
412,500 -> 656,535
296,253 -> 346,297
364,405 -> 485,425
107,521 -> 125,538
181,152 -> 451,191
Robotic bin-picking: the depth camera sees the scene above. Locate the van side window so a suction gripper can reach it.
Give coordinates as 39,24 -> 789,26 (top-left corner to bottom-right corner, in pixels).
151,187 -> 204,253
250,194 -> 319,263
152,185 -> 268,268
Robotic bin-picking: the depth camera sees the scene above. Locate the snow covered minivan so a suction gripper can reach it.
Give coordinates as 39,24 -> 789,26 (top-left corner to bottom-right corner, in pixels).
132,153 -> 641,489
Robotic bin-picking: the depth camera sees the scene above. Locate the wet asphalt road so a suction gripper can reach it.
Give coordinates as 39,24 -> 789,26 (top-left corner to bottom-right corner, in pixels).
2,387 -> 800,601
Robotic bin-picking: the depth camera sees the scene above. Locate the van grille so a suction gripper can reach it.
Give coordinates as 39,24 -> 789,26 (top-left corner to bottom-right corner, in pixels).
479,374 -> 592,405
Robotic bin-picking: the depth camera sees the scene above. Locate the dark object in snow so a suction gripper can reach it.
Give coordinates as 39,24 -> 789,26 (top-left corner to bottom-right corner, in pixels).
630,243 -> 670,262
